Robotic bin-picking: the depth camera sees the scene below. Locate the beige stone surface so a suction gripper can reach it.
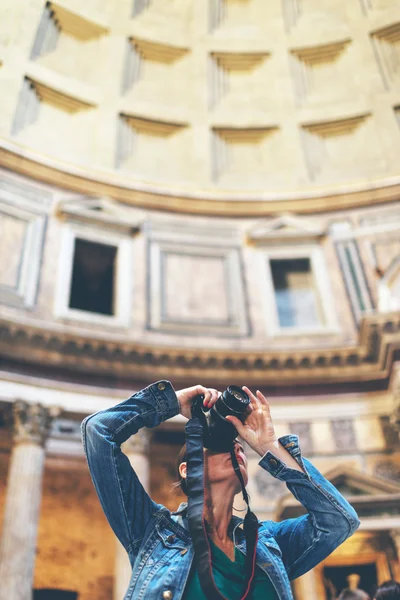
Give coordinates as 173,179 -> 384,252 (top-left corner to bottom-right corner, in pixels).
0,213 -> 26,288
0,0 -> 399,197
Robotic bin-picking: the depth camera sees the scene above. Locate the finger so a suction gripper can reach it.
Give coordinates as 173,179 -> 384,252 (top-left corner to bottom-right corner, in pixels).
192,385 -> 211,405
208,388 -> 220,408
242,386 -> 261,409
256,390 -> 270,410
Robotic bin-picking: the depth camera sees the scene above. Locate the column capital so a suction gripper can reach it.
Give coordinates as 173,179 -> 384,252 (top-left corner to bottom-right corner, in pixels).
13,400 -> 60,447
122,429 -> 150,456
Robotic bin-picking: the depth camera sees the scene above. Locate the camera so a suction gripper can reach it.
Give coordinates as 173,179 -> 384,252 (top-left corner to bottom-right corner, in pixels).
191,385 -> 250,452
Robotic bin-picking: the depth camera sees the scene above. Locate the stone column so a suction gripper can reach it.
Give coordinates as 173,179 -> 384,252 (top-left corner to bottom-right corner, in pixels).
0,400 -> 59,600
389,529 -> 400,580
293,569 -> 321,600
114,430 -> 150,600
390,366 -> 400,440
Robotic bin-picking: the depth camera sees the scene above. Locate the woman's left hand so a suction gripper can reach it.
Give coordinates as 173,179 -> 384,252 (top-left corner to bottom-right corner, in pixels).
226,386 -> 277,457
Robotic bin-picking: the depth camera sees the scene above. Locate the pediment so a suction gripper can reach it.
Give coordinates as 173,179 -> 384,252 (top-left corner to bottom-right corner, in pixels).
56,196 -> 144,233
247,214 -> 326,244
321,465 -> 400,496
276,464 -> 400,520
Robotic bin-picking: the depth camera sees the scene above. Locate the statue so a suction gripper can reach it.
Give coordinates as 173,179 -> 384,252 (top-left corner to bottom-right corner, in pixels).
338,574 -> 370,600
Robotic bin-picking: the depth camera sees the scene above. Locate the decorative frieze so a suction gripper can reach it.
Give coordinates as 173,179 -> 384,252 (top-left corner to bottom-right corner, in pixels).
371,22 -> 400,89
0,312 -> 399,383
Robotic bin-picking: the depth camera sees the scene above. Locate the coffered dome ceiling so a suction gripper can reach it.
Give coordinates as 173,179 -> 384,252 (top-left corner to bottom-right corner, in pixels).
0,0 -> 400,214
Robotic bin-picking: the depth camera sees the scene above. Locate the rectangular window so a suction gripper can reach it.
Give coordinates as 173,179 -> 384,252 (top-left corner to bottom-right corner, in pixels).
270,257 -> 324,328
68,238 -> 117,315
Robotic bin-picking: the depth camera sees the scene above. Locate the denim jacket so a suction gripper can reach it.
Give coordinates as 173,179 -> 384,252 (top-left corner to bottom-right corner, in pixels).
81,381 -> 360,600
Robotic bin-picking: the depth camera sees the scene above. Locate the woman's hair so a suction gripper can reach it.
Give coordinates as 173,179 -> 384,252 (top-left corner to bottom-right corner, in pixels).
374,580 -> 400,600
172,443 -> 188,496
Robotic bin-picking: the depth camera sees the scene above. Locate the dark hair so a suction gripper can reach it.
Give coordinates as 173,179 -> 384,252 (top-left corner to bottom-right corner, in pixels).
375,580 -> 400,600
173,443 -> 188,496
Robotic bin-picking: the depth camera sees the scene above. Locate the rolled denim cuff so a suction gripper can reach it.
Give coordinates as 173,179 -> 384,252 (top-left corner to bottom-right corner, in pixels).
148,380 -> 180,422
258,434 -> 310,481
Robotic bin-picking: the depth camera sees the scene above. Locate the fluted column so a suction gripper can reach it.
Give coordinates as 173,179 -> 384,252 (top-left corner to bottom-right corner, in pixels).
0,401 -> 59,600
114,430 -> 150,600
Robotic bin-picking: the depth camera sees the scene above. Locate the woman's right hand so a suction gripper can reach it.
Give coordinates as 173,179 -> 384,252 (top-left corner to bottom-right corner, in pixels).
176,385 -> 220,420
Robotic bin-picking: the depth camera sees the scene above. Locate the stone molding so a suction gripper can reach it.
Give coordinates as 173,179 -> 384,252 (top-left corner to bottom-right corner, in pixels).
13,400 -> 60,446
1,146 -> 400,217
0,312 -> 399,384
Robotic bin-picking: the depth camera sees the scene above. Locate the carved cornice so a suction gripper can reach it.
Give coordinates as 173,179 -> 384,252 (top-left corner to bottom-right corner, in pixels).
1,146 -> 400,216
0,313 -> 399,384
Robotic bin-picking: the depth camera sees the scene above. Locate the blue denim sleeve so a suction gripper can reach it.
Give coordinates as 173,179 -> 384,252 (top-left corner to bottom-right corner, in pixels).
81,380 -> 179,562
259,435 -> 360,581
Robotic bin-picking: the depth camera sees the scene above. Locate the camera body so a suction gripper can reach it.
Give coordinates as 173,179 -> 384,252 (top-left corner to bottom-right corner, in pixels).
191,385 -> 250,452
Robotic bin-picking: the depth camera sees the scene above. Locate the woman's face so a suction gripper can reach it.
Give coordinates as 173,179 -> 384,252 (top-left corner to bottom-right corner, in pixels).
180,440 -> 248,493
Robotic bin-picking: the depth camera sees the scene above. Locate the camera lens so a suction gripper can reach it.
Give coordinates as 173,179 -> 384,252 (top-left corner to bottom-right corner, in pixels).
215,385 -> 250,419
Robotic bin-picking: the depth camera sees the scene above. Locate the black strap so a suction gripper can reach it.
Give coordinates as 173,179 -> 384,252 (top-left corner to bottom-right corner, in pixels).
185,418 -> 258,600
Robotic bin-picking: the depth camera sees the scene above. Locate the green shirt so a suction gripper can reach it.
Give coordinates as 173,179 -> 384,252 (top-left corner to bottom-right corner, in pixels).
182,539 -> 278,600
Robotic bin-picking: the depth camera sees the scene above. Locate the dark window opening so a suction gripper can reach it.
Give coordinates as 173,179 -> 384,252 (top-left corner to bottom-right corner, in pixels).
270,257 -> 323,328
69,238 -> 117,316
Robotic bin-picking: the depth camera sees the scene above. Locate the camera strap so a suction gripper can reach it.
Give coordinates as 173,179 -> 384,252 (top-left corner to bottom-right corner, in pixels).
185,418 -> 258,600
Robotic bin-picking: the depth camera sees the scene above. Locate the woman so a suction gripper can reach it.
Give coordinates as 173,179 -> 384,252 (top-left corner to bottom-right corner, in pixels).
82,381 -> 360,600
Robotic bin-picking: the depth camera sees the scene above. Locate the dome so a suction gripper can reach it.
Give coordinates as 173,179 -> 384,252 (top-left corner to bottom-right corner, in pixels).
0,0 -> 399,214
0,3 -> 399,600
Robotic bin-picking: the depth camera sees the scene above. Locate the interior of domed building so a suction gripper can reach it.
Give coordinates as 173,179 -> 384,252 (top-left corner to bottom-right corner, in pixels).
0,1 -> 400,599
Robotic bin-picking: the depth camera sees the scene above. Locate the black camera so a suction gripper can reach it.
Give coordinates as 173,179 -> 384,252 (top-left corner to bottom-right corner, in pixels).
191,385 -> 250,452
